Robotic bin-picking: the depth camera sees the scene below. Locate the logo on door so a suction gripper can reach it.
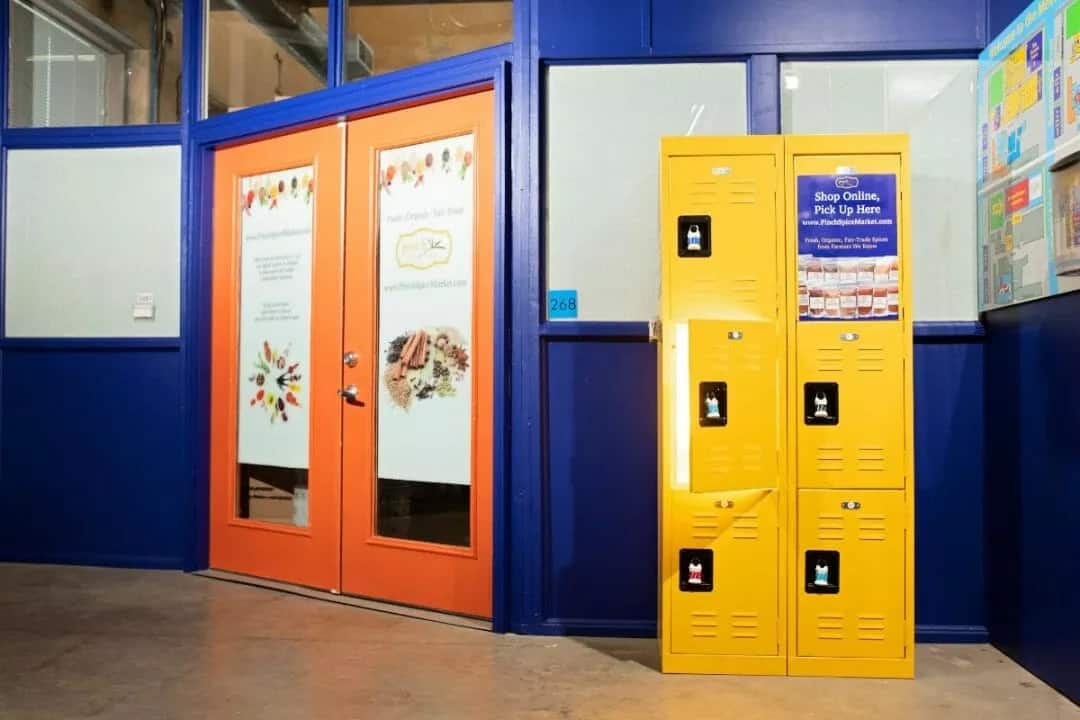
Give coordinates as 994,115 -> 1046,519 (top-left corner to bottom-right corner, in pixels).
396,228 -> 452,269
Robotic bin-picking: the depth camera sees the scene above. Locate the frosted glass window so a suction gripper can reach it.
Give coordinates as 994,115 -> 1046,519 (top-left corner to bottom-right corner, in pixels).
782,60 -> 978,322
545,63 -> 748,322
5,146 -> 181,337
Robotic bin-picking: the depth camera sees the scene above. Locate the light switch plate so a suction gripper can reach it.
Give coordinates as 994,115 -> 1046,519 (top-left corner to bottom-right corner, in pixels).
133,292 -> 155,320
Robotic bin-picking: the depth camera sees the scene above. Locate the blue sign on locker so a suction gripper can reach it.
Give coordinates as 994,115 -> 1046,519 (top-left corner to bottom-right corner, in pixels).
796,174 -> 899,321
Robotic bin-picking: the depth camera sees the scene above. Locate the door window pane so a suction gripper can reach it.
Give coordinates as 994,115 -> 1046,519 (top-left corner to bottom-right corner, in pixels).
8,0 -> 184,126
235,167 -> 315,527
205,1 -> 328,117
375,135 -> 476,547
344,1 -> 511,82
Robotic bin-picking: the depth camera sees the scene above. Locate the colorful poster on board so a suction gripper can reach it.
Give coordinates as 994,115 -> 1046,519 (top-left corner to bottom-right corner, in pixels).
796,173 -> 900,321
377,135 -> 475,487
236,167 -> 315,469
977,0 -> 1080,311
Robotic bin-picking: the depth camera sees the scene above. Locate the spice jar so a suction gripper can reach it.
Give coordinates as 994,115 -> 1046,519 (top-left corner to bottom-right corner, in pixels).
824,288 -> 841,318
872,286 -> 888,316
823,259 -> 839,286
798,255 -> 810,284
874,258 -> 891,284
840,287 -> 857,318
809,287 -> 825,317
858,259 -> 875,284
887,283 -> 900,315
807,258 -> 824,285
889,257 -> 899,283
857,285 -> 874,317
798,284 -> 810,317
839,259 -> 858,284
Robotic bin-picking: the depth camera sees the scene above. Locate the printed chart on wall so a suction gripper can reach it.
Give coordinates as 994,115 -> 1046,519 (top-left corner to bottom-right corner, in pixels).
236,167 -> 315,469
377,136 -> 475,486
796,174 -> 900,321
977,0 -> 1080,311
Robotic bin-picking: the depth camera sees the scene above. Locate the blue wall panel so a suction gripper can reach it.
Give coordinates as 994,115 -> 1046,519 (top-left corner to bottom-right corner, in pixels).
989,0 -> 1039,37
0,349 -> 186,568
914,340 -> 987,641
985,291 -> 1080,704
543,339 -> 657,634
537,0 -> 986,58
541,336 -> 987,639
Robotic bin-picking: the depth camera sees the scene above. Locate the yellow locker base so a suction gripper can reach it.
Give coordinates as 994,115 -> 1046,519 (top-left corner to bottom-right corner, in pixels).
661,653 -> 787,677
788,655 -> 914,679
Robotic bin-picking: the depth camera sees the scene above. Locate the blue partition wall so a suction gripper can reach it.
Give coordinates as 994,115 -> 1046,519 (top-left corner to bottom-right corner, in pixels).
508,0 -> 999,641
985,291 -> 1080,703
0,0 -> 1042,650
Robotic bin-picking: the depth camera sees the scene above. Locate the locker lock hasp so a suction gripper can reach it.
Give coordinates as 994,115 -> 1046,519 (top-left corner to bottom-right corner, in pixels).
678,215 -> 711,257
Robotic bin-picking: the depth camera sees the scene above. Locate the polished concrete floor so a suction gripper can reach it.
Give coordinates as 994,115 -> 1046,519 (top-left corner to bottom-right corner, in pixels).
0,564 -> 1076,720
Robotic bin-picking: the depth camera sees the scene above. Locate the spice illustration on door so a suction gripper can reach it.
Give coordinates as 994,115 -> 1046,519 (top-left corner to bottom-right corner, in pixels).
342,91 -> 495,618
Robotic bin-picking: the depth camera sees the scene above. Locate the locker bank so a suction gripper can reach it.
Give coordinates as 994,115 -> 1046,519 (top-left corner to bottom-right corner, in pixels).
0,0 -> 1077,708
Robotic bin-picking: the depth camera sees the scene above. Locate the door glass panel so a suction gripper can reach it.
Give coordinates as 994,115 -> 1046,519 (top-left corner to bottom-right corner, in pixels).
375,134 -> 475,547
235,166 -> 316,527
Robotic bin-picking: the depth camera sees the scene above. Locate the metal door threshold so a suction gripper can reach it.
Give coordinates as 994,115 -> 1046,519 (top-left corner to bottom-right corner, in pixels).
194,569 -> 492,632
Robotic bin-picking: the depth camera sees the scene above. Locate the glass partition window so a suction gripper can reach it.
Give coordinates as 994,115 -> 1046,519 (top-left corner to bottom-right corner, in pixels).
545,63 -> 748,322
344,1 -> 511,82
781,60 -> 978,322
205,1 -> 328,117
9,0 -> 184,126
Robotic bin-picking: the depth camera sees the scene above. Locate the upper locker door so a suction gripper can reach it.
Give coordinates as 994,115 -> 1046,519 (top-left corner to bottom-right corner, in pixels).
792,154 -> 906,490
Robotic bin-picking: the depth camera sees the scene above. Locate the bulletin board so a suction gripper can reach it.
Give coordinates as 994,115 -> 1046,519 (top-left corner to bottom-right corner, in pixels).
978,0 -> 1080,311
4,146 -> 182,337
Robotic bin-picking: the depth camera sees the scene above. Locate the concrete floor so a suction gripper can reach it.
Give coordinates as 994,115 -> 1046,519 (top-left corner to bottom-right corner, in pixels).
0,564 -> 1076,720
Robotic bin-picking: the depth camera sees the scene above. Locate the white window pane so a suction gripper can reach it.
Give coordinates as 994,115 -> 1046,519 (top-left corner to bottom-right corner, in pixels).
545,63 -> 748,322
5,147 -> 181,337
782,60 -> 978,322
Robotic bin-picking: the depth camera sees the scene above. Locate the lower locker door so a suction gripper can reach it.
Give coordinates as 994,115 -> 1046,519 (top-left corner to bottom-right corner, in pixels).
797,489 -> 905,658
671,490 -> 778,656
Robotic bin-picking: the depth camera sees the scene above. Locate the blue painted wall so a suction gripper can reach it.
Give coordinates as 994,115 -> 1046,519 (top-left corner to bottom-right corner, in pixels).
985,290 -> 1080,704
0,348 -> 187,568
539,335 -> 987,640
538,0 -> 988,57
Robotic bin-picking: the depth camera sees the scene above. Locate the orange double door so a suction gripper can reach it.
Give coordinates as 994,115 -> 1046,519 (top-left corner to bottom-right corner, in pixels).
208,91 -> 494,619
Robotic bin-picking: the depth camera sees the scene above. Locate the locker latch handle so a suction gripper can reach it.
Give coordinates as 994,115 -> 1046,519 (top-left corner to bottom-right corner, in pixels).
728,330 -> 743,340
840,332 -> 859,342
840,500 -> 861,510
715,499 -> 734,509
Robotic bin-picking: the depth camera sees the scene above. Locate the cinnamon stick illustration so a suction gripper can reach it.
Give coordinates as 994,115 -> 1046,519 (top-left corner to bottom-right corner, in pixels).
410,331 -> 428,369
396,331 -> 421,380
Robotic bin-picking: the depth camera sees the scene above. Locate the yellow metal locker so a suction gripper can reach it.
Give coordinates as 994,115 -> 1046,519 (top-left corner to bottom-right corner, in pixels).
658,134 -> 913,679
659,137 -> 787,676
785,136 -> 914,680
